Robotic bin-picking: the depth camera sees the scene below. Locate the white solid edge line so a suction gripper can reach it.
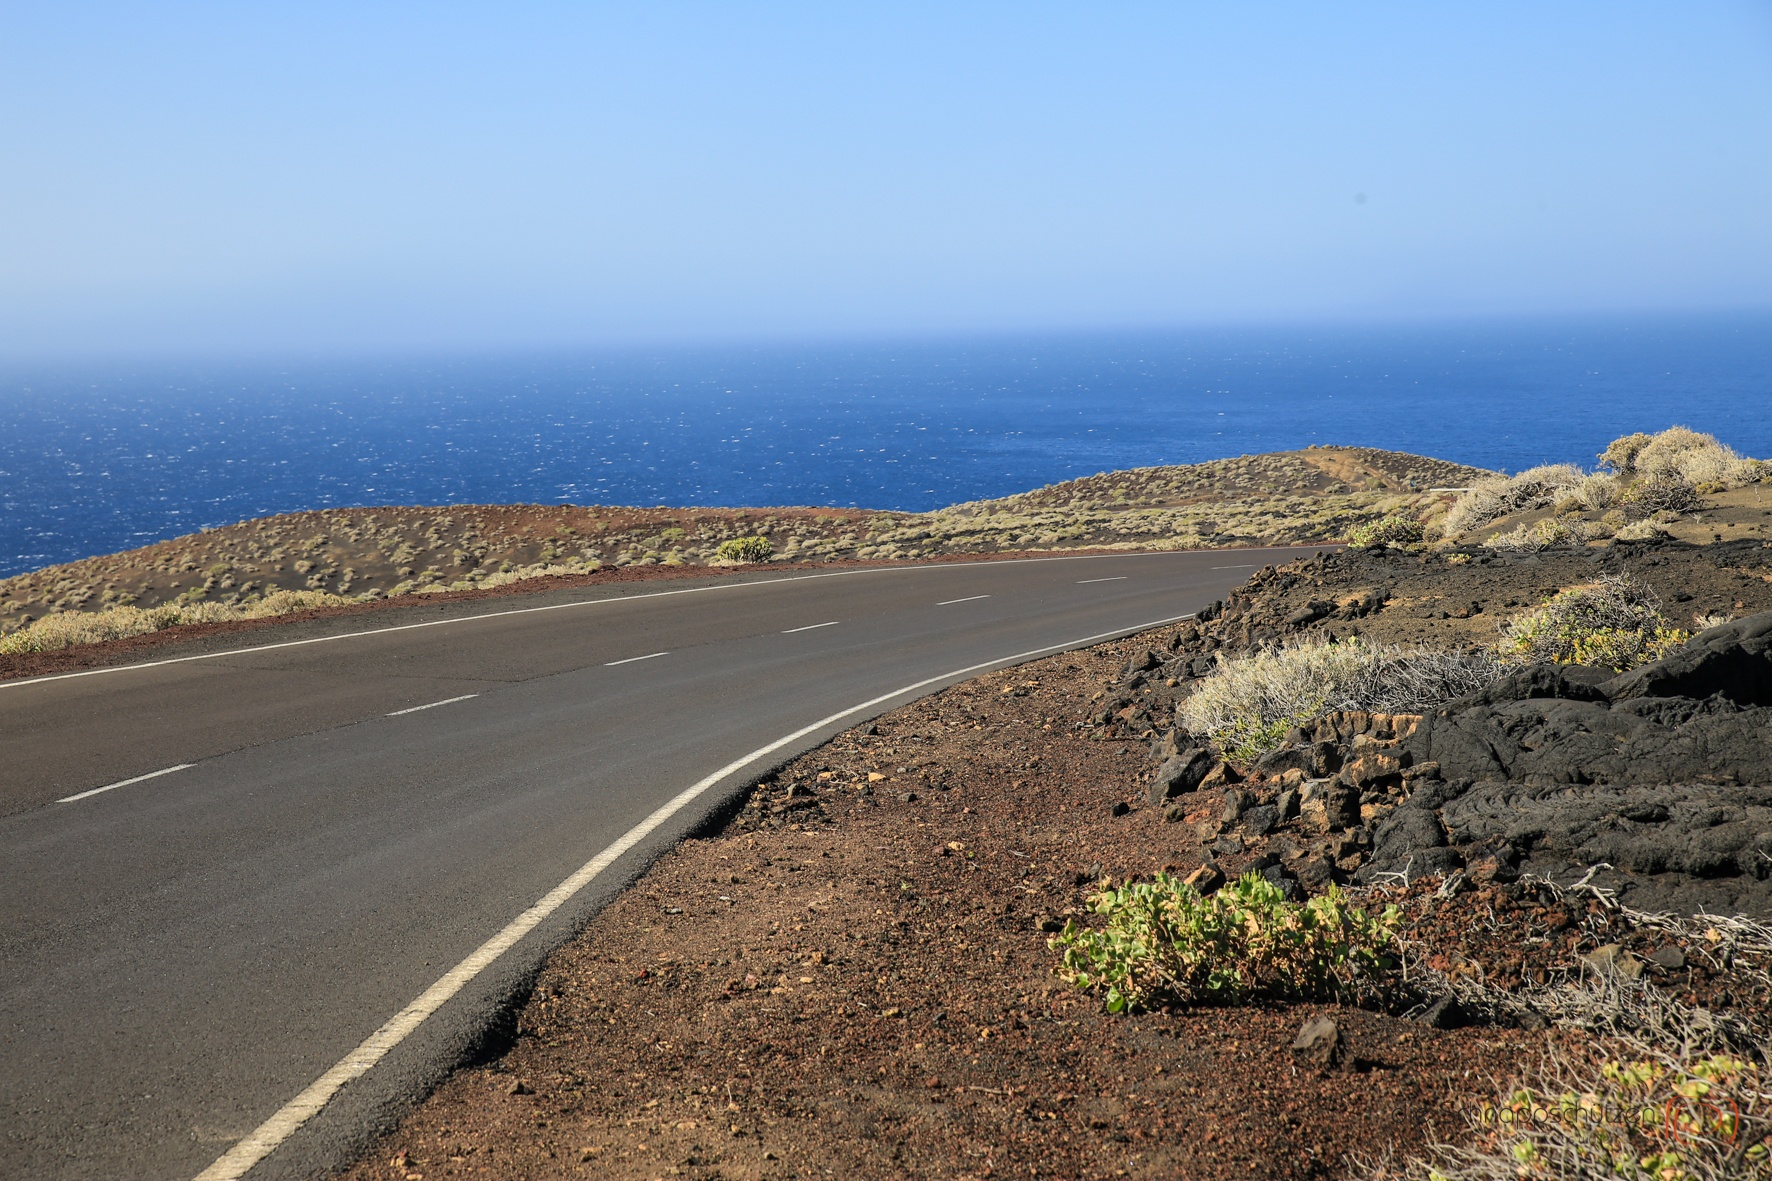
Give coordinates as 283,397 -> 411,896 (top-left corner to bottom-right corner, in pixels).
0,547 -> 1316,692
604,651 -> 669,666
58,763 -> 195,804
1210,564 -> 1255,570
781,621 -> 839,633
936,594 -> 991,606
191,610 -> 1196,1181
1076,576 -> 1128,584
384,694 -> 480,717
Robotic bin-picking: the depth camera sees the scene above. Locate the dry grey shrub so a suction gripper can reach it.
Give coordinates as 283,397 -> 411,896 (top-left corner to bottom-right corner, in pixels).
1619,475 -> 1706,519
1598,432 -> 1657,474
0,590 -> 358,656
1633,426 -> 1762,488
1614,519 -> 1671,543
1484,516 -> 1610,553
1573,472 -> 1622,512
1178,638 -> 1506,762
1443,465 -> 1585,537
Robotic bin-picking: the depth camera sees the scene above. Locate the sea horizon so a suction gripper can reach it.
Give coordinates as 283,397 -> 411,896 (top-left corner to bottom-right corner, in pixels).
2,311 -> 1769,579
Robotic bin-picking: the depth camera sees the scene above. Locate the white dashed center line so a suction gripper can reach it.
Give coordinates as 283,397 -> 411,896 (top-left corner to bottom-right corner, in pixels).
1077,576 -> 1128,584
604,651 -> 669,666
782,621 -> 840,633
936,595 -> 991,606
385,694 -> 479,717
1211,564 -> 1255,570
58,764 -> 195,804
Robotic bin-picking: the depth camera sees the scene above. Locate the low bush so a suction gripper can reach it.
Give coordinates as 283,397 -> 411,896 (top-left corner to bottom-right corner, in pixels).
1613,519 -> 1670,543
1598,431 -> 1656,474
1594,425 -> 1757,489
1389,1052 -> 1772,1181
1617,476 -> 1705,519
1177,637 -> 1506,763
1572,472 -> 1622,512
1484,517 -> 1603,553
0,590 -> 358,656
714,536 -> 774,564
1443,465 -> 1585,537
1347,515 -> 1425,549
1634,426 -> 1762,488
1500,574 -> 1690,671
1052,872 -> 1401,1012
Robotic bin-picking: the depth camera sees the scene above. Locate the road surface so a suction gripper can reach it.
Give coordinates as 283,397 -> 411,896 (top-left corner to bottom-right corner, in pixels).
0,548 -> 1320,1179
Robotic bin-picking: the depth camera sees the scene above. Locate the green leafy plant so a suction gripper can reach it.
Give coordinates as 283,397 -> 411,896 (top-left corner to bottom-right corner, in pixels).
714,536 -> 774,563
1347,515 -> 1426,549
1500,574 -> 1690,671
1051,871 -> 1401,1012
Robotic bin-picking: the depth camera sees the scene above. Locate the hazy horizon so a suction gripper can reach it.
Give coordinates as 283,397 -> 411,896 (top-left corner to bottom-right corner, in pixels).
4,3 -> 1770,358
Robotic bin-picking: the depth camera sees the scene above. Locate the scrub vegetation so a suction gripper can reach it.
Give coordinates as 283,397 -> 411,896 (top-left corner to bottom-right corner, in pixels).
1498,573 -> 1691,671
1051,871 -> 1401,1011
1176,637 -> 1505,763
0,445 -> 1488,652
1438,427 -> 1768,550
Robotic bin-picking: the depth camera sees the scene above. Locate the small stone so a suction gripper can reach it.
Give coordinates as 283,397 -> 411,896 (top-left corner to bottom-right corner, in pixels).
1163,803 -> 1188,823
1466,854 -> 1518,884
506,1079 -> 532,1095
1581,944 -> 1644,981
1183,863 -> 1225,894
1110,801 -> 1130,817
867,771 -> 888,782
1210,835 -> 1244,858
1343,752 -> 1405,787
898,791 -> 918,803
1240,805 -> 1279,836
1416,993 -> 1465,1030
1148,747 -> 1215,803
1649,945 -> 1687,971
1293,856 -> 1338,891
1320,783 -> 1361,831
1037,916 -> 1064,933
1198,761 -> 1239,791
1292,1016 -> 1340,1066
1194,817 -> 1223,842
1221,790 -> 1249,824
1515,1008 -> 1550,1031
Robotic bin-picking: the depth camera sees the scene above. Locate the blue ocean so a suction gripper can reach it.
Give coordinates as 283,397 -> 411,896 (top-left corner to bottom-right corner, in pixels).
1,315 -> 1769,578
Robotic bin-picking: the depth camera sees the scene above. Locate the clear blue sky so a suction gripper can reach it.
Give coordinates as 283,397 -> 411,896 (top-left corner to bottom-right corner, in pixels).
3,3 -> 1769,355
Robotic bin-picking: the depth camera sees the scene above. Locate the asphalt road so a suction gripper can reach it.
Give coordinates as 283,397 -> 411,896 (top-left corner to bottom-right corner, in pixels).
0,548 -> 1322,1180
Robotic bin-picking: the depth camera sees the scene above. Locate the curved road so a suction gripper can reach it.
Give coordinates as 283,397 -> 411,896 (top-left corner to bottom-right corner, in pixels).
0,548 -> 1319,1180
